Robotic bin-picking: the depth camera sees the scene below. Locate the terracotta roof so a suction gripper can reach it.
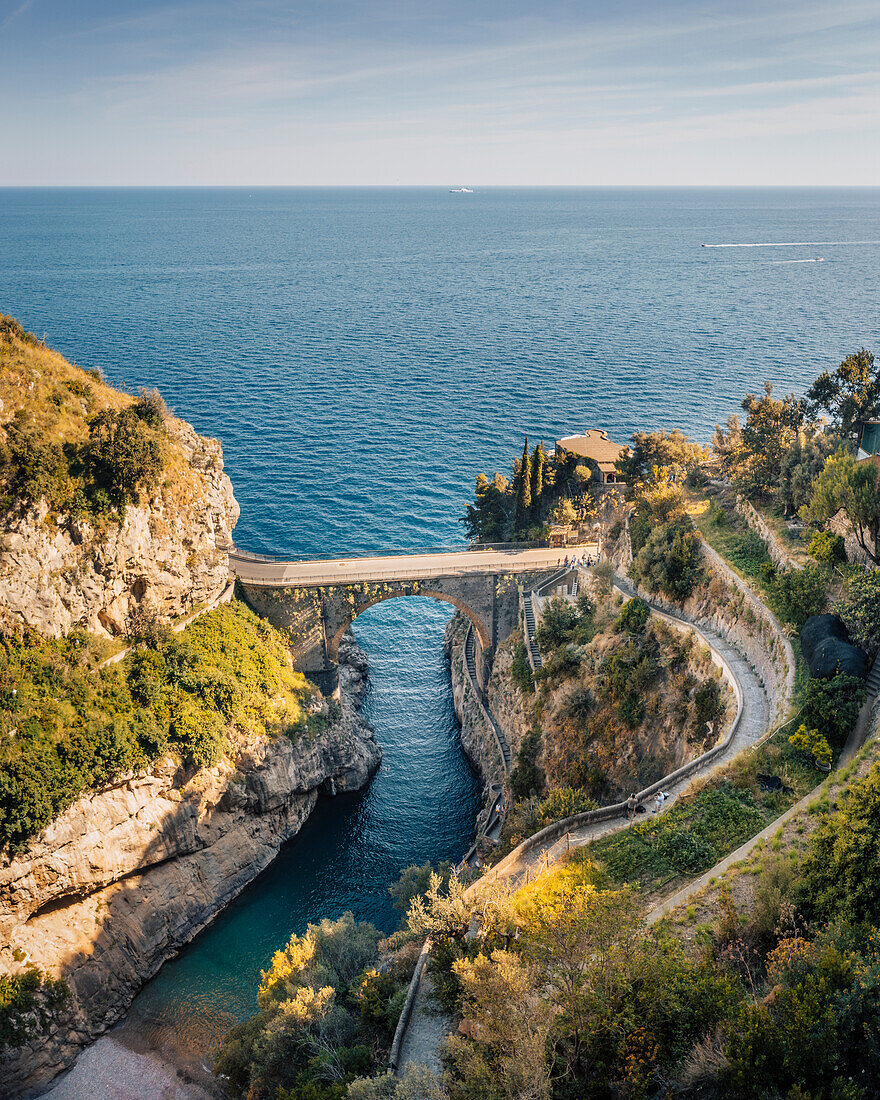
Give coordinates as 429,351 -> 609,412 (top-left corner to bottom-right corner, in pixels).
556,429 -> 625,465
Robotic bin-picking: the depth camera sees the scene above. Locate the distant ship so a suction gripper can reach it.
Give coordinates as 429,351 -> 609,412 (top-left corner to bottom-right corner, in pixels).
449,187 -> 474,193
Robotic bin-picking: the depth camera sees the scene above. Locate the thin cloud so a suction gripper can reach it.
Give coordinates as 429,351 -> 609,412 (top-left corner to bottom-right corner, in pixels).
1,0 -> 35,31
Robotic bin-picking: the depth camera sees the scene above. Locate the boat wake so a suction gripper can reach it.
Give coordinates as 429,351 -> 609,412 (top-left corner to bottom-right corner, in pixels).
702,240 -> 880,248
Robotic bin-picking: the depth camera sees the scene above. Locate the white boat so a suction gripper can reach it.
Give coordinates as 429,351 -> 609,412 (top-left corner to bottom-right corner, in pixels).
449,187 -> 474,193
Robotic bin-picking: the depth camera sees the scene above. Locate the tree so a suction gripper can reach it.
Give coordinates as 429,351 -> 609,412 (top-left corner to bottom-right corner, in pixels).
777,429 -> 842,515
835,568 -> 880,654
534,596 -> 580,652
551,498 -> 577,526
450,949 -> 555,1100
82,407 -> 164,509
807,347 -> 879,438
628,466 -> 686,554
796,760 -> 880,924
615,597 -> 650,634
0,410 -> 66,508
631,516 -> 703,602
801,672 -> 865,744
801,447 -> 880,564
388,861 -> 452,913
515,438 -> 532,532
531,442 -> 545,508
716,384 -> 808,500
809,530 -> 846,566
617,429 -> 708,485
771,565 -> 828,629
462,472 -> 511,543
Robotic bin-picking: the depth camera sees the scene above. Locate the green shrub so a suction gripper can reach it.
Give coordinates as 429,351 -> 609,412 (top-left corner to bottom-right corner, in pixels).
388,861 -> 452,913
510,638 -> 534,695
809,529 -> 847,565
537,786 -> 598,823
631,516 -> 703,601
0,969 -> 70,1050
80,406 -> 164,511
802,672 -> 865,745
534,597 -> 579,652
788,724 -> 832,767
836,567 -> 880,655
0,411 -> 67,509
0,601 -> 310,852
694,678 -> 724,724
616,596 -> 650,634
772,564 -> 829,628
510,729 -> 544,800
795,759 -> 880,925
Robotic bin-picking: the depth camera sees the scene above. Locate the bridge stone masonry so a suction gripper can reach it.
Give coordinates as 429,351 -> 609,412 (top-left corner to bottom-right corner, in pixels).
230,544 -> 595,697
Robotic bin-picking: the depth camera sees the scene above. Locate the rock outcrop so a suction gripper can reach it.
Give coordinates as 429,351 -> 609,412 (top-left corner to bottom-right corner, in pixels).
0,638 -> 379,1096
0,416 -> 239,639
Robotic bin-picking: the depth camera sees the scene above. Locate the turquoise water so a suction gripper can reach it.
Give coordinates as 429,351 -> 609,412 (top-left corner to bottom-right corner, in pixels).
1,186 -> 878,1061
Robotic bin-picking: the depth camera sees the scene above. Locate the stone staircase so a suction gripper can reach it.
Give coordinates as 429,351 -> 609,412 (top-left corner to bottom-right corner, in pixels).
522,597 -> 542,669
866,652 -> 880,698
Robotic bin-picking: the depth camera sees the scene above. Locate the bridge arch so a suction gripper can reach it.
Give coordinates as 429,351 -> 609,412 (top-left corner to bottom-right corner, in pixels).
328,588 -> 491,664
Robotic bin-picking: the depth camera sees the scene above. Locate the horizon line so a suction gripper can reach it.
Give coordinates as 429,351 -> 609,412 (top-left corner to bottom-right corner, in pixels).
2,183 -> 880,190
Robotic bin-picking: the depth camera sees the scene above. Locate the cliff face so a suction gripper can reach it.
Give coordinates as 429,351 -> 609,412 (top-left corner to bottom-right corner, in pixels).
0,636 -> 380,1096
445,615 -> 505,789
0,416 -> 239,639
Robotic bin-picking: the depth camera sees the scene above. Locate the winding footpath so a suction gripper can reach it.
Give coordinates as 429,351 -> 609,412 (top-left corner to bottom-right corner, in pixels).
395,566 -> 774,1075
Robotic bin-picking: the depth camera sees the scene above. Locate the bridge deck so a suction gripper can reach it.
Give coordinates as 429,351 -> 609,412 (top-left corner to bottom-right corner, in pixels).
230,545 -> 598,588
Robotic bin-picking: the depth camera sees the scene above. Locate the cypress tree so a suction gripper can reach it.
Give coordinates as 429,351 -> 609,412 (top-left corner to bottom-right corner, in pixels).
531,442 -> 545,508
515,438 -> 532,532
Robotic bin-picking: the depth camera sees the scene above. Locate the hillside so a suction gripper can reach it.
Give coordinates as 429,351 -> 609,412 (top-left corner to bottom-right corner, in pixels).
0,315 -> 238,637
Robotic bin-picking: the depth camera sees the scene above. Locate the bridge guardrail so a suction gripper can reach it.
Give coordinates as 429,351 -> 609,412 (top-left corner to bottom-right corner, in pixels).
231,558 -> 575,586
228,540 -> 550,565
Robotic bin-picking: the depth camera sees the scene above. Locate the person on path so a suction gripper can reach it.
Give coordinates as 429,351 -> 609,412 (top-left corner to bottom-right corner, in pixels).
626,793 -> 639,821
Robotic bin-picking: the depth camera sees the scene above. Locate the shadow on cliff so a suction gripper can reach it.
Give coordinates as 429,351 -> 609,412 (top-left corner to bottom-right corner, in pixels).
7,770 -> 372,1097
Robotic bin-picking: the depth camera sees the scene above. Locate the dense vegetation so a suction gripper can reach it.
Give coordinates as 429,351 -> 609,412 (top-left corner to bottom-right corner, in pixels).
496,587 -> 729,856
463,437 -> 609,543
0,968 -> 70,1053
214,912 -> 410,1100
0,315 -> 173,519
0,601 -> 313,852
213,859 -> 460,1100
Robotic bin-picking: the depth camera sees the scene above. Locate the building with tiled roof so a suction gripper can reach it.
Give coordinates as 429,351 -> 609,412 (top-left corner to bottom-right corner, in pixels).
555,429 -> 626,484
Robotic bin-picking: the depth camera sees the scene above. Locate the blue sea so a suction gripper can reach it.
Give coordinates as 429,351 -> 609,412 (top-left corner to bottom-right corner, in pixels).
1,187 -> 878,1067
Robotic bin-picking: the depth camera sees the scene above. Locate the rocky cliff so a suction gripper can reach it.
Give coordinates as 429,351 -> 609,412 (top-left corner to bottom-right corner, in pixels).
0,316 -> 239,638
0,635 -> 379,1096
0,414 -> 239,639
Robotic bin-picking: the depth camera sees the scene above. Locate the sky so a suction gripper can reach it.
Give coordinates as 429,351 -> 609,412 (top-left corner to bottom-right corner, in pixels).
1,0 -> 879,185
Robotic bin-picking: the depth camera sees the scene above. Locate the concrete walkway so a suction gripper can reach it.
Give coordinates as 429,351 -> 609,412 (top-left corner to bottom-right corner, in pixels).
396,962 -> 454,1075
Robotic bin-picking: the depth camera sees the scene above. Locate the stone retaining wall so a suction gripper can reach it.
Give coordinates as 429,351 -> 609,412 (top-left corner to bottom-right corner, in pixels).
735,497 -> 801,570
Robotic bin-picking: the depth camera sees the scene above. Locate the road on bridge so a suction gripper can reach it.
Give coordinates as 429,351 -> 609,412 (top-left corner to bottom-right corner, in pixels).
229,544 -> 599,588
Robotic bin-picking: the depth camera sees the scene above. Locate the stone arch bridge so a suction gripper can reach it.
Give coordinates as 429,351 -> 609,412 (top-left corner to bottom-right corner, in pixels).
231,545 -> 587,696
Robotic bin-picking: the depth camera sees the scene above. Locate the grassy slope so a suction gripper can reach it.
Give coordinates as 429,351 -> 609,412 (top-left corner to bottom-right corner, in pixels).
0,313 -> 209,519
